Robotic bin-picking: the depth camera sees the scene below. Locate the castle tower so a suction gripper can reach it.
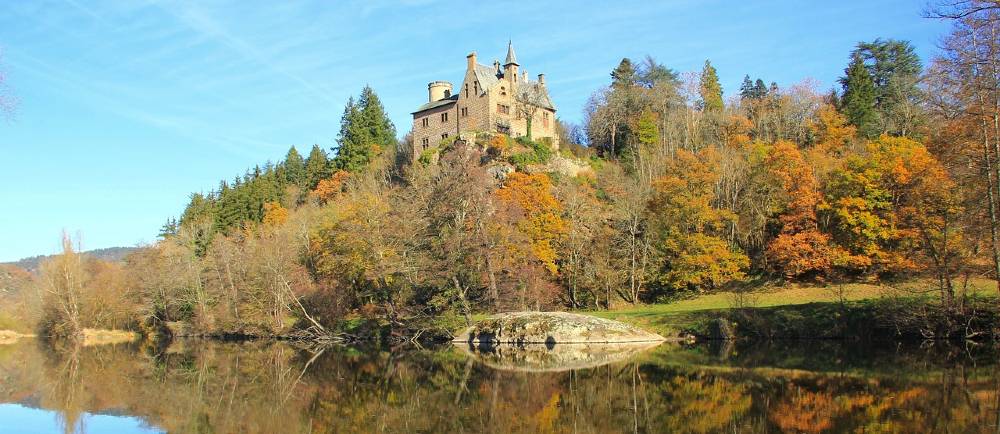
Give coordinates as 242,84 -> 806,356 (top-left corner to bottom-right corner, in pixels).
427,81 -> 452,102
503,40 -> 519,84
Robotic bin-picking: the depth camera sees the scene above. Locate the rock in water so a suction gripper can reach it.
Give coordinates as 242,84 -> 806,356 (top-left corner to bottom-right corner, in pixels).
453,311 -> 666,345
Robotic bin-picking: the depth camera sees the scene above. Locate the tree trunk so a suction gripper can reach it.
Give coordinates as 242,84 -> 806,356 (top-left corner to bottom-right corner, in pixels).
453,276 -> 472,327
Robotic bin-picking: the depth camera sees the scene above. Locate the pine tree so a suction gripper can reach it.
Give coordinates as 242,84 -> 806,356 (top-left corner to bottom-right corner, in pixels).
305,144 -> 330,189
852,39 -> 923,136
333,86 -> 397,172
610,58 -> 637,89
358,86 -> 396,150
739,75 -> 754,100
283,146 -> 305,186
754,79 -> 768,99
839,52 -> 878,138
698,60 -> 724,112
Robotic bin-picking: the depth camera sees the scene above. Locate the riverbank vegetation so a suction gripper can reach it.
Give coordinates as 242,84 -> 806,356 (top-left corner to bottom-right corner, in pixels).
3,2 -> 1000,342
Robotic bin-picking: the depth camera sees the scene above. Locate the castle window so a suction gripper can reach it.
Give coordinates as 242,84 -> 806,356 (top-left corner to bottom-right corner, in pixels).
474,81 -> 479,95
421,117 -> 429,127
441,112 -> 448,122
500,86 -> 507,96
421,138 -> 429,149
442,133 -> 449,140
497,104 -> 510,115
543,112 -> 549,128
461,107 -> 468,117
497,124 -> 510,135
464,84 -> 469,98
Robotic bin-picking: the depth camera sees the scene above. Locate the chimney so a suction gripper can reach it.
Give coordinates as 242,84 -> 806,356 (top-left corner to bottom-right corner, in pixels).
522,70 -> 527,81
467,51 -> 477,70
493,59 -> 500,72
537,73 -> 545,85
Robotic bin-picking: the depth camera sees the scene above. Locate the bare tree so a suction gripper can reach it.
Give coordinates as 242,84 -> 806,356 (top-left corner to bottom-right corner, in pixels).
514,82 -> 549,141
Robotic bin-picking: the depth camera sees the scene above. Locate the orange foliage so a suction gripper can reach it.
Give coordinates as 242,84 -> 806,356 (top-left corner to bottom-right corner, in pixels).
724,114 -> 754,148
495,172 -> 567,275
310,171 -> 350,204
764,141 -> 836,278
770,388 -> 837,433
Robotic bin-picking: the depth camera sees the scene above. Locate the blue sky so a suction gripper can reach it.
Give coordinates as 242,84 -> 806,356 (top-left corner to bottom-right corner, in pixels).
0,0 -> 949,262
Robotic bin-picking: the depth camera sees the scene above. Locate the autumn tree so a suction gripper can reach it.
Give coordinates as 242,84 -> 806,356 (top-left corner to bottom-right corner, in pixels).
646,149 -> 749,297
764,141 -> 836,279
555,175 -> 605,308
822,136 -> 960,284
495,172 -> 568,309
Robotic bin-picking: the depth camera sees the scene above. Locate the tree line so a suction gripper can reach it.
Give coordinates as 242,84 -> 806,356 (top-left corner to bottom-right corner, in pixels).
10,2 -> 1000,340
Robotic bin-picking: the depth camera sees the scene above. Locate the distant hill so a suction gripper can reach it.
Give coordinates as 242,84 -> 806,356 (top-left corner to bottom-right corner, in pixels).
4,246 -> 142,273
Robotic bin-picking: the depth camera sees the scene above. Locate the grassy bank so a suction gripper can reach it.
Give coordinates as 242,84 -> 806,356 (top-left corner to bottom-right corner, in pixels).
587,278 -> 1000,340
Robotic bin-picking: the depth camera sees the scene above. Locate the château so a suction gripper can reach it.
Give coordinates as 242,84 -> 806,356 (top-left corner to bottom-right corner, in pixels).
410,41 -> 559,161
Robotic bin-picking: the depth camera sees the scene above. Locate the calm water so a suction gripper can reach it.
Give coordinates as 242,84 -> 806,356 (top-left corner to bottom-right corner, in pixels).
0,338 -> 997,433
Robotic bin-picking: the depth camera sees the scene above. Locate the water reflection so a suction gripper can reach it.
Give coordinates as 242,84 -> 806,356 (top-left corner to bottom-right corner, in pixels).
0,338 -> 997,433
456,341 -> 663,372
0,404 -> 161,434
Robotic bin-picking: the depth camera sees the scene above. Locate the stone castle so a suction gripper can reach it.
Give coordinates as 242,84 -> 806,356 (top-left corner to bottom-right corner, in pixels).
410,42 -> 558,161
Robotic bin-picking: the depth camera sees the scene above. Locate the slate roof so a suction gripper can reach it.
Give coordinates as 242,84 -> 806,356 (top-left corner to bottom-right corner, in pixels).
504,41 -> 518,65
471,62 -> 555,110
411,93 -> 458,114
413,43 -> 555,114
515,79 -> 555,110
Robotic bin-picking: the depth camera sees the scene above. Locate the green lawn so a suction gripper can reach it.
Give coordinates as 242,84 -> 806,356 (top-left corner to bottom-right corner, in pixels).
586,278 -> 998,337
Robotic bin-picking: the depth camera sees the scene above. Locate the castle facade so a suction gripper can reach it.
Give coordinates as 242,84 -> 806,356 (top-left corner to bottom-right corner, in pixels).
410,42 -> 558,160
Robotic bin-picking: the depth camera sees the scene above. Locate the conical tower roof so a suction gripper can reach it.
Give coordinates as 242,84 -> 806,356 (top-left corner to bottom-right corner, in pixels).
504,40 -> 519,66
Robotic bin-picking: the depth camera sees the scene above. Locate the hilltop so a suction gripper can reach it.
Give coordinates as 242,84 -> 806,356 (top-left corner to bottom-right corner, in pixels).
4,246 -> 141,273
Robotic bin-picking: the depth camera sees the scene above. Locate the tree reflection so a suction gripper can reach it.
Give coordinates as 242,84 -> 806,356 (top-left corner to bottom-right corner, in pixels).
0,340 -> 996,433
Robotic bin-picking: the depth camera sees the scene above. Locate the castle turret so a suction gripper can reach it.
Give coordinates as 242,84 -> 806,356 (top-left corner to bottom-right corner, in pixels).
503,41 -> 519,83
428,81 -> 452,102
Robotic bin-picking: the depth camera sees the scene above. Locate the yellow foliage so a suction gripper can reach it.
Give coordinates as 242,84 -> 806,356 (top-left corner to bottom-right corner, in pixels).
262,201 -> 288,227
496,172 -> 567,275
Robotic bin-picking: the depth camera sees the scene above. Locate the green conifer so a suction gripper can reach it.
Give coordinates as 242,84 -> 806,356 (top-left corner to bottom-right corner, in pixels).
282,146 -> 306,186
305,144 -> 331,189
698,60 -> 724,112
839,52 -> 878,138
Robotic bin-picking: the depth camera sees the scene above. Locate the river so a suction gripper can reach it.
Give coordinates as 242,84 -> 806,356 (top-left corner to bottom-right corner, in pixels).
0,338 -> 996,433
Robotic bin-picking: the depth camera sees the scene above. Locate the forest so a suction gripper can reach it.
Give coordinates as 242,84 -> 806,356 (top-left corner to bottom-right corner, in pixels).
2,1 -> 1000,341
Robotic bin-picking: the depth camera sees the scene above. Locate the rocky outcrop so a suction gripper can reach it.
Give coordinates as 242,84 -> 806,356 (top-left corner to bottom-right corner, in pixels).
525,155 -> 594,178
453,311 -> 666,345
